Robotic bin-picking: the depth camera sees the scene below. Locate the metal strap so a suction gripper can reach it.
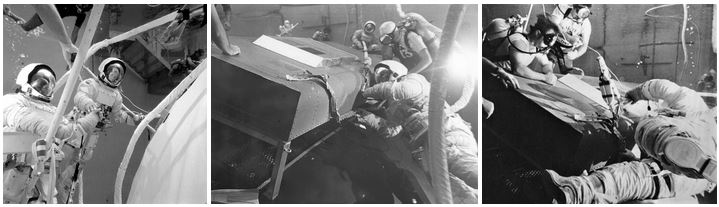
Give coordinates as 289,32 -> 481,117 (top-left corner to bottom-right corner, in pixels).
285,72 -> 341,123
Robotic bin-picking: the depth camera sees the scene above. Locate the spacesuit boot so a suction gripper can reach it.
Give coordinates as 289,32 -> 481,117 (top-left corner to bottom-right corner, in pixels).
635,113 -> 717,183
548,160 -> 715,204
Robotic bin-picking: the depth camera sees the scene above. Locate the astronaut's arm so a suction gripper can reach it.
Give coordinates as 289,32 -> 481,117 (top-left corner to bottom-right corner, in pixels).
74,80 -> 98,111
628,79 -> 708,113
112,103 -> 137,126
18,109 -> 99,140
565,21 -> 591,60
357,110 -> 402,138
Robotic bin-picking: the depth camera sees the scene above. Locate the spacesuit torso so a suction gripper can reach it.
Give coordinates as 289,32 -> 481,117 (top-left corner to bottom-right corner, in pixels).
3,93 -> 99,204
74,78 -> 133,126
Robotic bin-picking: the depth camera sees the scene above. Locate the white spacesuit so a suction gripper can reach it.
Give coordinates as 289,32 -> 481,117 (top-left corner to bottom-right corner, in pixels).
3,63 -> 100,204
547,79 -> 716,204
351,21 -> 380,52
358,60 -> 478,203
53,57 -> 141,202
74,57 -> 140,126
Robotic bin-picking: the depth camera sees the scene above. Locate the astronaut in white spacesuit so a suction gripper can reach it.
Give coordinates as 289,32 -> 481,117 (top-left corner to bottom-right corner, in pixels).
356,60 -> 478,203
74,57 -> 142,126
3,63 -> 100,203
545,79 -> 716,203
49,57 -> 143,203
351,20 -> 380,52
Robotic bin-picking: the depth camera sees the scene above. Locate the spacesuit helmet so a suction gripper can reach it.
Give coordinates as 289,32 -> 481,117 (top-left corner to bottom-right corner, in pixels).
98,57 -> 127,88
16,63 -> 56,102
379,21 -> 397,45
571,4 -> 592,22
373,60 -> 407,83
363,21 -> 376,34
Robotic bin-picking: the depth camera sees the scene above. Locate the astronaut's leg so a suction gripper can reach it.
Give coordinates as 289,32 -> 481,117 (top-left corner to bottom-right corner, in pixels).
548,160 -> 715,204
444,114 -> 478,189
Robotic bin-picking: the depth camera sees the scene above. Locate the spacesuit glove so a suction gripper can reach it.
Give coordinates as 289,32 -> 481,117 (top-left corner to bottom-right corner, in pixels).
133,113 -> 145,122
404,112 -> 429,143
354,108 -> 382,131
624,86 -> 646,104
83,103 -> 100,113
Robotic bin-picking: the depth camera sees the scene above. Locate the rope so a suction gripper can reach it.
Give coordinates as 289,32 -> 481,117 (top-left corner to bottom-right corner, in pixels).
644,4 -> 697,83
119,87 -> 150,114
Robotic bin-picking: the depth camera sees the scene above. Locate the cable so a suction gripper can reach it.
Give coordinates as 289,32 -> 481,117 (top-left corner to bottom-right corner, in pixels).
644,4 -> 700,83
119,87 -> 150,114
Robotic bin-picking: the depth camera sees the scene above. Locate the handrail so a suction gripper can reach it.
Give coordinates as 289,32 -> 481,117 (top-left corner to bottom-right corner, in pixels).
114,60 -> 207,204
40,5 -> 105,203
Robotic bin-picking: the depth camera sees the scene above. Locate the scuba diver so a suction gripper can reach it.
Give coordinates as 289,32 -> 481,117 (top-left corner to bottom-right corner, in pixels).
378,21 -> 433,79
170,49 -> 205,77
395,4 -> 442,59
5,5 -> 92,45
482,14 -> 559,85
356,60 -> 478,203
549,4 -> 593,74
3,63 -> 101,204
161,4 -> 207,50
210,4 -> 240,55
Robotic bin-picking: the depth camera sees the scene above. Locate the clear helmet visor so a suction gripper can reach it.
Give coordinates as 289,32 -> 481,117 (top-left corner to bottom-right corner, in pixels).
104,63 -> 125,86
373,67 -> 392,83
364,23 -> 375,33
29,69 -> 55,99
